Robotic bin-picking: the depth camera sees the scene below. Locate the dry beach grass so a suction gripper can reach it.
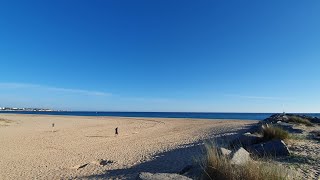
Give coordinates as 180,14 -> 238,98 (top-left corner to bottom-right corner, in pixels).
202,145 -> 289,180
261,125 -> 289,141
0,114 -> 256,179
248,114 -> 320,179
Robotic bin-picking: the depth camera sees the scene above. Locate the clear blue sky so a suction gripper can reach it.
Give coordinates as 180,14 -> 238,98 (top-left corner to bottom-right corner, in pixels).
0,0 -> 319,112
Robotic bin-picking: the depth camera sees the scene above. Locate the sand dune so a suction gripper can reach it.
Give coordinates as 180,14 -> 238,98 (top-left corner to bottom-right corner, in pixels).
0,114 -> 256,179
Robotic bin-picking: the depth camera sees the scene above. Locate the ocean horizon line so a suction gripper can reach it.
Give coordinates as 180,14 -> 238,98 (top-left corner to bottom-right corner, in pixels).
2,109 -> 316,114
1,111 -> 320,121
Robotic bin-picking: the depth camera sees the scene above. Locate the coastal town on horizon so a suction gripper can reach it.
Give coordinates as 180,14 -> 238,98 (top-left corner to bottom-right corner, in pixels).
0,107 -> 57,112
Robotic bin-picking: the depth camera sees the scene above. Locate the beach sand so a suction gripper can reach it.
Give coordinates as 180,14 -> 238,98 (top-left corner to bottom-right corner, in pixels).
0,114 -> 256,179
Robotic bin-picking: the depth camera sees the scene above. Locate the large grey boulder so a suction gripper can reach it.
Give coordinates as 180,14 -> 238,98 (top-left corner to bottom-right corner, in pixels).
217,147 -> 232,156
137,172 -> 192,180
247,140 -> 290,157
281,115 -> 289,122
230,147 -> 251,165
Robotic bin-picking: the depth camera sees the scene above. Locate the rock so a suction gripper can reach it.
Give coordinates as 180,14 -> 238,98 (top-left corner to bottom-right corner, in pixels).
313,136 -> 320,141
91,159 -> 113,166
217,147 -> 232,156
263,113 -> 318,125
247,140 -> 290,157
71,163 -> 88,170
282,115 -> 289,121
310,117 -> 320,124
137,172 -> 192,180
247,124 -> 261,133
230,133 -> 263,148
275,122 -> 303,133
276,121 -> 292,126
230,147 -> 251,165
310,131 -> 320,140
263,114 -> 284,124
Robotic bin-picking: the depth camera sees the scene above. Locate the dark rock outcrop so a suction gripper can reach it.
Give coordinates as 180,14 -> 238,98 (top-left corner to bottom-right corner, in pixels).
276,121 -> 303,133
263,113 -> 318,125
247,140 -> 290,157
230,133 -> 263,148
310,131 -> 320,141
310,117 -> 320,124
263,114 -> 288,124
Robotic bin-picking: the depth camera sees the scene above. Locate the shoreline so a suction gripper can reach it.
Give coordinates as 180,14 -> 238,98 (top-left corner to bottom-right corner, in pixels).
0,114 -> 257,179
0,111 -> 267,121
0,112 -> 260,121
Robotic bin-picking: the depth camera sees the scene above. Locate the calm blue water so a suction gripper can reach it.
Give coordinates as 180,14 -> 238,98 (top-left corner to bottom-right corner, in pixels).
1,111 -> 320,120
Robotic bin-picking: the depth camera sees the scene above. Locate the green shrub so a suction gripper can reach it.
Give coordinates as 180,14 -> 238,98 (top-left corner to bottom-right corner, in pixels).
261,125 -> 289,141
287,116 -> 313,126
202,145 -> 290,180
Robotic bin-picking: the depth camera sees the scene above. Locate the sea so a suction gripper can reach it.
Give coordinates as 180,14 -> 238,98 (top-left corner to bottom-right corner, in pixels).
0,111 -> 320,120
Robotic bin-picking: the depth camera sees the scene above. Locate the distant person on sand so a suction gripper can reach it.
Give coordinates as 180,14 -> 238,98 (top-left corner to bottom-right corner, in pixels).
52,123 -> 55,132
115,127 -> 118,136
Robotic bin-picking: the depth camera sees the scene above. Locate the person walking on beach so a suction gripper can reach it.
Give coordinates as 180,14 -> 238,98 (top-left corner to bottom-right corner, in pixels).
115,127 -> 118,136
52,123 -> 55,132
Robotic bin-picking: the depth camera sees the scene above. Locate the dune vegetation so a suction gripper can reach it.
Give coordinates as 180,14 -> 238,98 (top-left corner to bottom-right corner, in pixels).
202,145 -> 290,180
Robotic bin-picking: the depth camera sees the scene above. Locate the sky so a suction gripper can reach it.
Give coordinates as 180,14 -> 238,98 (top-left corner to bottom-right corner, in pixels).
0,0 -> 319,112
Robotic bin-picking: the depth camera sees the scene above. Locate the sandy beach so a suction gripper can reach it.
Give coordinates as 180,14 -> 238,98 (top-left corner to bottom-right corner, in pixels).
0,114 -> 256,179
